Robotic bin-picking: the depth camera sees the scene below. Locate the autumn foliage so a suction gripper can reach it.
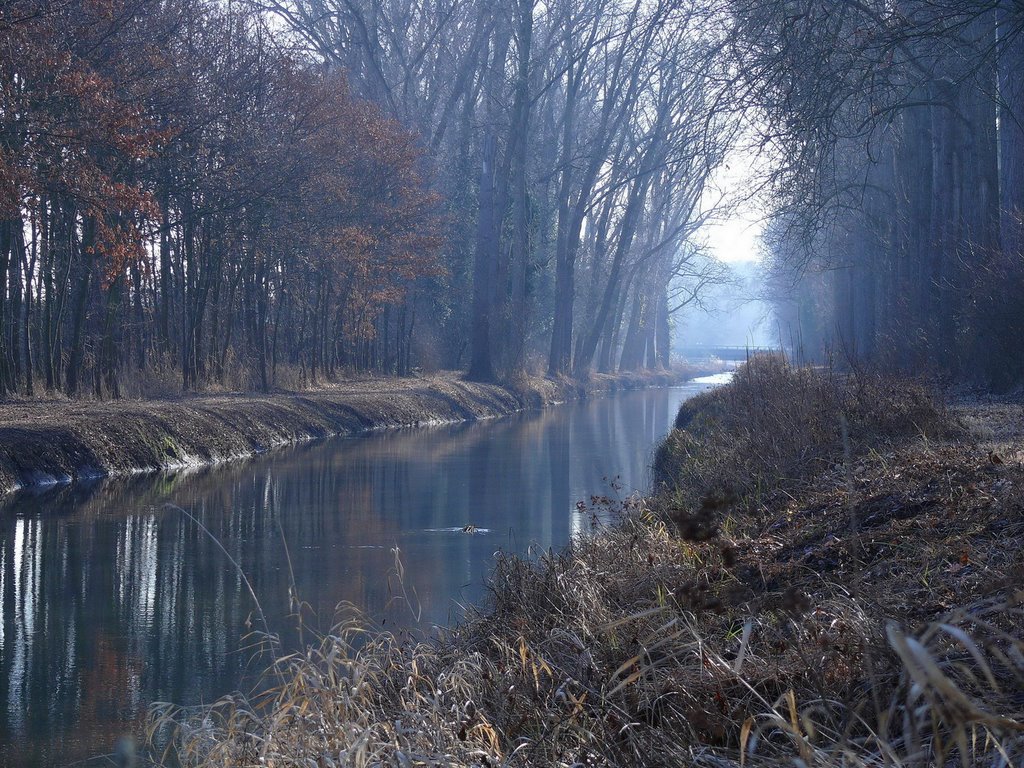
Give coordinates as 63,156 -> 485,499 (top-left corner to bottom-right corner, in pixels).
0,0 -> 442,396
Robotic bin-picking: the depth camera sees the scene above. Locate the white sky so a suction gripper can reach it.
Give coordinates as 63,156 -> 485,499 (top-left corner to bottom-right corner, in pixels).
695,141 -> 767,264
700,213 -> 764,263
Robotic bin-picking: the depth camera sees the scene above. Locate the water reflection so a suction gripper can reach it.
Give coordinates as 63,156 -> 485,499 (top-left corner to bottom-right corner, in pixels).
0,384 -> 708,766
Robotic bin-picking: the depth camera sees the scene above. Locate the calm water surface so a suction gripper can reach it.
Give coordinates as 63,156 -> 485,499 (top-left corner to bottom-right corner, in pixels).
0,382 -> 718,766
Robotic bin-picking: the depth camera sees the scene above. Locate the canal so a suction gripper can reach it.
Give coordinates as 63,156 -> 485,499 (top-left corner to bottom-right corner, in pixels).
0,379 -> 722,766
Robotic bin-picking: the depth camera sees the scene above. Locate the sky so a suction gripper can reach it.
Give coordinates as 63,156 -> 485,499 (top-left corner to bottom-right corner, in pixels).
696,141 -> 768,264
700,213 -> 764,264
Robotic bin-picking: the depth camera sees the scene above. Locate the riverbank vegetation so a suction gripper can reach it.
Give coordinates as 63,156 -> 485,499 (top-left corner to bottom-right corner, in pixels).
1,0 -> 444,397
149,358 -> 1024,766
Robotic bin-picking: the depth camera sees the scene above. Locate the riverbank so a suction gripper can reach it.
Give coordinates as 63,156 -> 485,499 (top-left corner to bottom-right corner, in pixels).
152,357 -> 1024,767
0,367 -> 701,496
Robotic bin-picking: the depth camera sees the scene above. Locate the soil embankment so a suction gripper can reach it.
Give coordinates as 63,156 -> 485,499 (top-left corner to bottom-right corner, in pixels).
0,369 -> 686,496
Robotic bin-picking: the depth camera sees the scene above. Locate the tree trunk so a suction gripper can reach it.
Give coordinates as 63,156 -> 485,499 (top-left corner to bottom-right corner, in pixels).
467,24 -> 512,382
66,219 -> 96,397
547,21 -> 580,378
504,0 -> 533,378
573,140 -> 657,377
468,130 -> 498,381
999,3 -> 1024,255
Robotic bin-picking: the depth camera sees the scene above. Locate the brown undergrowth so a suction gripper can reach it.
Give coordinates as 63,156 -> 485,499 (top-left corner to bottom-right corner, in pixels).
147,358 -> 1024,767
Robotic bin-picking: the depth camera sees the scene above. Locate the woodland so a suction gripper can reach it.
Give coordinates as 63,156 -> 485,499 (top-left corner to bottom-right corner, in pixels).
0,0 -> 1023,397
757,1 -> 1024,391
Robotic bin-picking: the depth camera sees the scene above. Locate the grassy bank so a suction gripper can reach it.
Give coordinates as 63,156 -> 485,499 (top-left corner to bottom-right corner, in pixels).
150,358 -> 1023,766
0,367 -> 700,496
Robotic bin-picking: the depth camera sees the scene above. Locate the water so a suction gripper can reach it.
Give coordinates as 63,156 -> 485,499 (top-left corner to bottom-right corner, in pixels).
0,382 -> 716,766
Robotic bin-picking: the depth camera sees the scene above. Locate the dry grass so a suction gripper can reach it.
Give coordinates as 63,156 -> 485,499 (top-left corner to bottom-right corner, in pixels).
146,360 -> 1024,767
653,354 -> 948,503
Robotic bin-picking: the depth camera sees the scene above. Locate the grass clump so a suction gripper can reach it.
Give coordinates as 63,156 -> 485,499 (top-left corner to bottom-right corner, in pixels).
148,360 -> 1024,767
654,354 -> 947,503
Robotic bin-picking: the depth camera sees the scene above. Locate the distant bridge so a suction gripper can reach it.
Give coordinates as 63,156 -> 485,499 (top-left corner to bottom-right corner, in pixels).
678,345 -> 784,362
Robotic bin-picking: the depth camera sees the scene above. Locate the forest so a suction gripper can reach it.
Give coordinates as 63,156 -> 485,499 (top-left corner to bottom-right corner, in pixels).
1,0 -> 1023,397
753,1 -> 1024,390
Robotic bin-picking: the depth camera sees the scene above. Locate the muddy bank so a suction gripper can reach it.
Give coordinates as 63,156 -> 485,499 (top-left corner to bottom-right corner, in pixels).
0,368 -> 691,496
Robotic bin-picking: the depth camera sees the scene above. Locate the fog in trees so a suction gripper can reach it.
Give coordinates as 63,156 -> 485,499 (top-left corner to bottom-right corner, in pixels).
2,0 -> 1023,397
729,1 -> 1024,389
